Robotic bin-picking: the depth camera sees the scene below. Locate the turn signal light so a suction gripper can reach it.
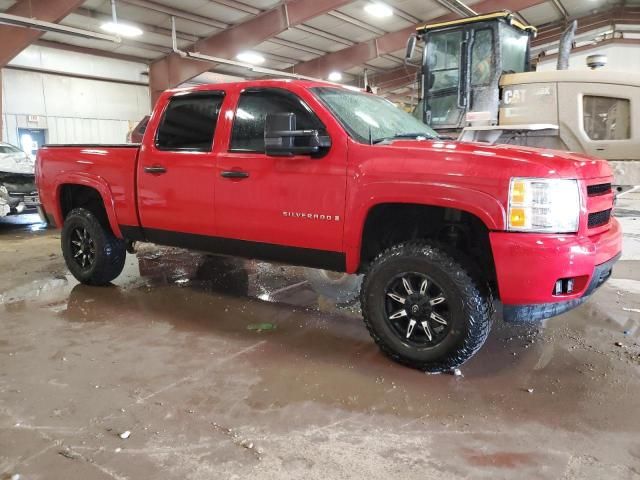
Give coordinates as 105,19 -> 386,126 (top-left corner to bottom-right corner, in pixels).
511,180 -> 526,204
509,208 -> 526,228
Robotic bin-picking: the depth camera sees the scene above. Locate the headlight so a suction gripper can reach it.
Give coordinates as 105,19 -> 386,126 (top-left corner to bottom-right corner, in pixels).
508,178 -> 580,233
0,185 -> 9,204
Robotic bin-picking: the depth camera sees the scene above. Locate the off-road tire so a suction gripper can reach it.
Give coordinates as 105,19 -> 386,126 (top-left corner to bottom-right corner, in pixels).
360,241 -> 492,372
61,208 -> 126,285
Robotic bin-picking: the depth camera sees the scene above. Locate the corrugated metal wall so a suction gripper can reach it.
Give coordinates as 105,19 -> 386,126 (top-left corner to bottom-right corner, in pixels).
2,62 -> 149,146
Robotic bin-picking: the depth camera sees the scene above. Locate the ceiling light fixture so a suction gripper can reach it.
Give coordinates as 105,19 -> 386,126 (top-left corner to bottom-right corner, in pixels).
236,51 -> 265,64
364,2 -> 393,18
100,22 -> 143,37
328,71 -> 342,82
100,0 -> 143,37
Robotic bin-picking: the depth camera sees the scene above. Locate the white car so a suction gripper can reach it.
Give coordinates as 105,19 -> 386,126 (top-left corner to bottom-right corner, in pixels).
0,142 -> 38,217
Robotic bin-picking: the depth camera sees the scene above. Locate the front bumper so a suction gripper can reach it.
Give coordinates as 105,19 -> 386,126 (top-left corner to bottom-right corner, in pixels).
1,195 -> 39,216
502,252 -> 620,322
0,174 -> 38,217
490,218 -> 622,321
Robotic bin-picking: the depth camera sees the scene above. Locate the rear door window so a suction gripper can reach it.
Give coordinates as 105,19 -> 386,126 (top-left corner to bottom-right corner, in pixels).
156,93 -> 224,151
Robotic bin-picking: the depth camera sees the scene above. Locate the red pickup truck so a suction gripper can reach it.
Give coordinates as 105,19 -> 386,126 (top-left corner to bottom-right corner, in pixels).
37,79 -> 622,372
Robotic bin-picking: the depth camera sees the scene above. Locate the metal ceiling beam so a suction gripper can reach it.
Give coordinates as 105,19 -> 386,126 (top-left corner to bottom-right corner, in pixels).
119,0 -> 228,29
35,39 -> 151,63
0,0 -> 86,67
210,0 -> 260,16
149,0 -> 353,105
550,0 -> 569,21
289,0 -> 548,79
371,65 -> 419,92
0,12 -> 119,42
532,6 -> 640,47
295,24 -> 354,46
371,65 -> 418,88
74,8 -> 199,43
536,36 -> 640,63
120,0 -> 338,58
434,0 -> 477,17
327,11 -> 386,36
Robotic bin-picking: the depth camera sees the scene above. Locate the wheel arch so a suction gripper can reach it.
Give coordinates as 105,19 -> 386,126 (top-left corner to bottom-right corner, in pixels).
54,173 -> 122,238
344,184 -> 506,274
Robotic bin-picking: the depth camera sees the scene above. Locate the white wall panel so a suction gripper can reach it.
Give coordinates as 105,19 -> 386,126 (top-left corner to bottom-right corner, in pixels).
3,69 -> 47,116
42,75 -> 96,118
4,115 -> 18,146
36,116 -> 130,144
2,68 -> 149,145
11,44 -> 148,84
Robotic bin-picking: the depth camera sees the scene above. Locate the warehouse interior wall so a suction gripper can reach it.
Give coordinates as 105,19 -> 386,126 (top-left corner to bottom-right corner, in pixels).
1,45 -> 150,147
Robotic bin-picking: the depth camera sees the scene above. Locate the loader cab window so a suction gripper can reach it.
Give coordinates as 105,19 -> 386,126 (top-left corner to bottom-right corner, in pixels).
583,96 -> 631,140
425,29 -> 464,126
500,25 -> 529,74
471,29 -> 494,86
230,89 -> 324,153
428,30 -> 462,91
156,92 -> 224,151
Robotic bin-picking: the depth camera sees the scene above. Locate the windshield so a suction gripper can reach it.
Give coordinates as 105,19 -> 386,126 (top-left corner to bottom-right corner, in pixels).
311,87 -> 438,144
0,144 -> 22,154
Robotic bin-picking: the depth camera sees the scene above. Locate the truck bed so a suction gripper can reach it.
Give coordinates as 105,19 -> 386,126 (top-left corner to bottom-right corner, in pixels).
37,144 -> 141,234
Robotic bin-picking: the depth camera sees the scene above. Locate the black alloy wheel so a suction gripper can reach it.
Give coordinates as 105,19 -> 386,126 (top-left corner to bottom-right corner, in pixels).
384,272 -> 450,347
69,226 -> 97,270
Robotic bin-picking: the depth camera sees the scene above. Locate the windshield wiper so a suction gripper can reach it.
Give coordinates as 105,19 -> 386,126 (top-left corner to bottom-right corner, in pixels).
371,133 -> 435,144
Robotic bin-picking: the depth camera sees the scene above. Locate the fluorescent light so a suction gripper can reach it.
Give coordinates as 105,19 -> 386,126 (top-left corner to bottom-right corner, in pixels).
328,71 -> 342,82
236,51 -> 265,64
100,21 -> 143,37
364,2 -> 393,18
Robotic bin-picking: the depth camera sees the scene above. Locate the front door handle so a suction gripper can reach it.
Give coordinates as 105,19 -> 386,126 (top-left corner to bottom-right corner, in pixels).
144,165 -> 167,175
220,170 -> 249,179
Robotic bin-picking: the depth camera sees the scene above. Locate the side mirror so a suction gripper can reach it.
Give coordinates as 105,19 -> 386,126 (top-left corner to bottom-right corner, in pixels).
405,34 -> 417,64
264,113 -> 331,157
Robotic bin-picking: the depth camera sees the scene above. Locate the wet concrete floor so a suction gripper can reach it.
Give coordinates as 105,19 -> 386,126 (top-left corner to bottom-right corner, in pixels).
1,208 -> 640,479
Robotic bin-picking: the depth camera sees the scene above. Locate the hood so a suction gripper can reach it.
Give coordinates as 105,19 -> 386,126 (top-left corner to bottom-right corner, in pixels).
375,139 -> 612,180
0,152 -> 35,175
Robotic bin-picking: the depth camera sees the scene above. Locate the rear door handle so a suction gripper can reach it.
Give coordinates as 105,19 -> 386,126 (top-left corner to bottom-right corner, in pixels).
220,170 -> 249,179
144,165 -> 167,175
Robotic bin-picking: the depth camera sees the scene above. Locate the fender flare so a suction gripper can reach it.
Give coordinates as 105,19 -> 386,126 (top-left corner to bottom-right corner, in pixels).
53,172 -> 123,238
344,182 -> 506,272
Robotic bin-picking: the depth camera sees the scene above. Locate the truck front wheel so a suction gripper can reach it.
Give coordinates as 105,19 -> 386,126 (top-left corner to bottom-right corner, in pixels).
61,208 -> 126,285
360,241 -> 492,372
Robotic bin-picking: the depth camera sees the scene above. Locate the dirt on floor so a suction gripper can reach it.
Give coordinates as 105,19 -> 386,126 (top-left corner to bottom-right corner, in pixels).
1,204 -> 640,480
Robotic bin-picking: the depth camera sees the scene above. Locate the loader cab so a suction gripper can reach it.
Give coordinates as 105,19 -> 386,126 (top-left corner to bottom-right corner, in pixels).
409,11 -> 536,132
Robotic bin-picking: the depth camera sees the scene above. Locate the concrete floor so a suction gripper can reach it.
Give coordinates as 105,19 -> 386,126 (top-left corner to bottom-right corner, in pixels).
1,194 -> 640,480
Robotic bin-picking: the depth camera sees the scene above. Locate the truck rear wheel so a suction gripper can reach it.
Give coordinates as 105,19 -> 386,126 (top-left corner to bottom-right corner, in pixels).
61,208 -> 126,285
360,241 -> 492,372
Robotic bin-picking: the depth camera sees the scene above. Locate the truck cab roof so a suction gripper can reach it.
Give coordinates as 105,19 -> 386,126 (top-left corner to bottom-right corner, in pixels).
165,79 -> 351,96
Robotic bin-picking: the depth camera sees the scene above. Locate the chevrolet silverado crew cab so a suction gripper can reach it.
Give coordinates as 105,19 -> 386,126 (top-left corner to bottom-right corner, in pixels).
36,80 -> 622,372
